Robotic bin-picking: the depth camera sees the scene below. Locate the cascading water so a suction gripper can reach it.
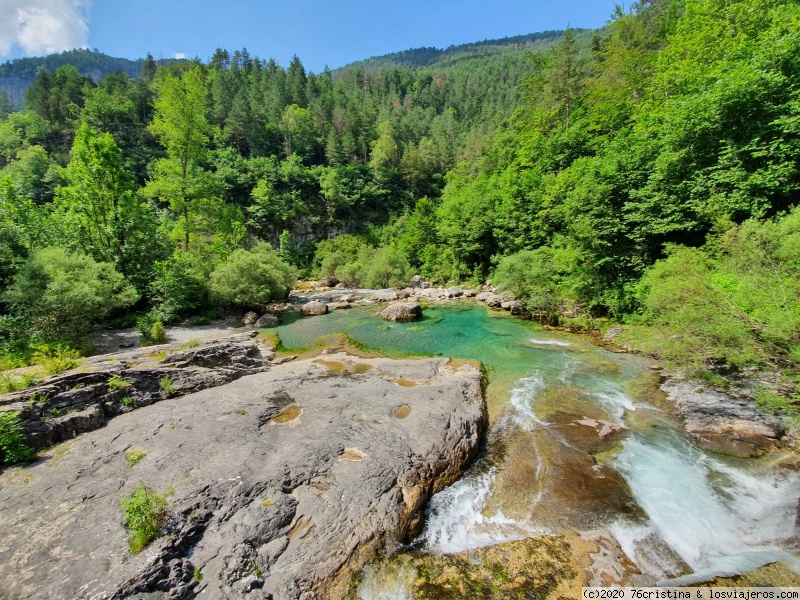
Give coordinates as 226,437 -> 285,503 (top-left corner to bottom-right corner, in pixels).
270,303 -> 800,596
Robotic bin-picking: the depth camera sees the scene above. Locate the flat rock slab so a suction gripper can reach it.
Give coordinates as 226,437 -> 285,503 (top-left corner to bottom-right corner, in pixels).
662,380 -> 784,458
0,353 -> 485,600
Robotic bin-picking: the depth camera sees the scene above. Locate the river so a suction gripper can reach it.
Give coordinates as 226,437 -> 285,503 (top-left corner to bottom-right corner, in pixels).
273,302 -> 800,595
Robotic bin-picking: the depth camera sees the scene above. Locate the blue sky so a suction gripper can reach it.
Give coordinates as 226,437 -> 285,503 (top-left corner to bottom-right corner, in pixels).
2,0 -> 617,71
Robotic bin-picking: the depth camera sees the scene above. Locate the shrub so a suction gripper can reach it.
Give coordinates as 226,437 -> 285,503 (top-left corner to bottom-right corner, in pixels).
150,321 -> 166,345
31,344 -> 82,375
2,247 -> 138,345
363,246 -> 414,289
149,250 -> 209,322
120,483 -> 169,553
494,248 -> 566,319
0,411 -> 31,465
208,242 -> 295,310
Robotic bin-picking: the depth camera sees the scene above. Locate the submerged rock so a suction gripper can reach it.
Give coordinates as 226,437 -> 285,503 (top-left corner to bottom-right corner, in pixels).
300,300 -> 328,316
380,302 -> 423,322
0,354 -> 485,599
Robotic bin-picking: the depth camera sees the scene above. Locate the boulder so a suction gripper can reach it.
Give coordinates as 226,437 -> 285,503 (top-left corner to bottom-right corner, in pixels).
318,276 -> 339,288
501,300 -> 524,315
662,380 -> 784,458
300,301 -> 328,316
396,287 -> 415,299
254,313 -> 280,328
476,292 -> 502,307
380,302 -> 423,322
446,286 -> 463,298
0,354 -> 485,599
334,282 -> 347,289
371,290 -> 398,302
327,302 -> 352,311
411,274 -> 429,289
242,311 -> 259,326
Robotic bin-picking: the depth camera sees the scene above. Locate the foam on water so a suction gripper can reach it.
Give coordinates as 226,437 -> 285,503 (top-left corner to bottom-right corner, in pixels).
507,372 -> 548,429
529,337 -> 572,347
419,468 -> 544,554
612,425 -> 800,579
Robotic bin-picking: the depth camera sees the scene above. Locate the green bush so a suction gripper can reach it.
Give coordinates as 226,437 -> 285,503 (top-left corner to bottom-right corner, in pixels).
120,483 -> 169,553
149,250 -> 209,322
150,321 -> 166,345
494,247 -> 570,319
363,246 -> 414,289
2,247 -> 138,346
0,411 -> 31,465
31,344 -> 82,375
209,242 -> 295,310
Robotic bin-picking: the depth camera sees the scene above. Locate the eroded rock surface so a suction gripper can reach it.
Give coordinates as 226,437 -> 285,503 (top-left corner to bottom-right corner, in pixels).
0,333 -> 276,452
0,353 -> 485,600
662,380 -> 784,458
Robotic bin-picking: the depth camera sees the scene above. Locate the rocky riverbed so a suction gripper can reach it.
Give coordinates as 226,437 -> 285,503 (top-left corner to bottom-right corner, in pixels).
0,345 -> 485,599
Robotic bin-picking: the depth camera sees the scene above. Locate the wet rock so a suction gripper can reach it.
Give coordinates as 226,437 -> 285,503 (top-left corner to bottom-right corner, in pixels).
410,537 -> 576,600
380,303 -> 423,322
0,354 -> 485,599
254,313 -> 280,328
300,301 -> 328,316
662,381 -> 784,458
242,311 -> 259,326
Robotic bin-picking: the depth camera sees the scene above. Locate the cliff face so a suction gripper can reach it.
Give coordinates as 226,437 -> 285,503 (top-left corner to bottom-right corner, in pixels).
0,352 -> 485,600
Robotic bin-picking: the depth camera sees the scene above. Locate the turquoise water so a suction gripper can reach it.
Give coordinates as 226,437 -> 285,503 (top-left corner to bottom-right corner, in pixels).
274,303 -> 800,588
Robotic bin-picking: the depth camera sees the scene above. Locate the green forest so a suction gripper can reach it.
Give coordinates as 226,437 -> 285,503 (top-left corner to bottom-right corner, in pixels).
1,0 -> 799,404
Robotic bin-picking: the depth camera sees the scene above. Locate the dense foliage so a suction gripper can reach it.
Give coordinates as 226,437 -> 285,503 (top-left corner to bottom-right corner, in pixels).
0,0 -> 799,400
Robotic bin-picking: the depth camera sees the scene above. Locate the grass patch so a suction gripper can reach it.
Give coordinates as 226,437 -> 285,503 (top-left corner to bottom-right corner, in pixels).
186,338 -> 201,349
31,344 -> 83,375
121,396 -> 134,407
193,566 -> 203,582
120,483 -> 169,554
0,411 -> 32,465
159,376 -> 175,394
108,375 -> 131,391
0,371 -> 42,394
125,448 -> 148,468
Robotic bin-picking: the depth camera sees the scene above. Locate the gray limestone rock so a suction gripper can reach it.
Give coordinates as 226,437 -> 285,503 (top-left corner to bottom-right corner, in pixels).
254,313 -> 281,328
300,301 -> 328,316
380,302 -> 423,322
0,354 -> 485,600
662,380 -> 784,458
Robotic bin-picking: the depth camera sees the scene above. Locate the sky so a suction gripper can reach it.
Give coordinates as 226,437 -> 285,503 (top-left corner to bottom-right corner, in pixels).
0,0 -> 617,71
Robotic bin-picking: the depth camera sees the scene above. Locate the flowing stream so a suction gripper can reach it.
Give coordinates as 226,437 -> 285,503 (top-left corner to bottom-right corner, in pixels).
274,302 -> 800,595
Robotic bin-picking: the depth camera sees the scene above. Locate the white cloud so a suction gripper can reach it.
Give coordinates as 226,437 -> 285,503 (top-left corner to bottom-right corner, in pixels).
173,52 -> 187,60
0,0 -> 91,58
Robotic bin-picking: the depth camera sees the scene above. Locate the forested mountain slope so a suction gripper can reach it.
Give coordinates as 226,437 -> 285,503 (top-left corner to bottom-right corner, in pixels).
1,0 -> 800,425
